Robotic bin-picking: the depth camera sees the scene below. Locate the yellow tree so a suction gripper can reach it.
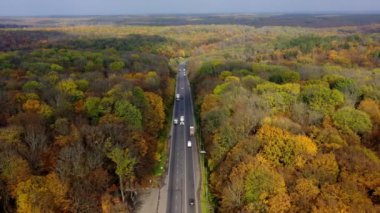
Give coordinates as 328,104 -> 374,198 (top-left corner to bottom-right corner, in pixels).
257,124 -> 317,167
16,173 -> 70,213
144,92 -> 165,137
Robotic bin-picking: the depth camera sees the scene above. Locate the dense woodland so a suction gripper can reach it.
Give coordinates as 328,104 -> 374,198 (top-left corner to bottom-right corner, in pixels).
0,29 -> 177,212
0,20 -> 379,212
188,25 -> 380,212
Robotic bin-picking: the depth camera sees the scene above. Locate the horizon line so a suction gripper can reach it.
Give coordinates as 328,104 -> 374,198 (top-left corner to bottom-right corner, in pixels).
1,11 -> 380,18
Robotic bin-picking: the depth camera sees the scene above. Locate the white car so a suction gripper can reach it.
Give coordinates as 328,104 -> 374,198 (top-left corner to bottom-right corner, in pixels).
173,118 -> 178,125
187,140 -> 192,148
180,116 -> 185,125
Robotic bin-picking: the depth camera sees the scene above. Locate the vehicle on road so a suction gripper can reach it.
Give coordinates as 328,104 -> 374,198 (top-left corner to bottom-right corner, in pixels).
176,93 -> 180,101
187,140 -> 192,148
190,126 -> 195,136
189,198 -> 195,206
173,118 -> 178,125
180,116 -> 185,125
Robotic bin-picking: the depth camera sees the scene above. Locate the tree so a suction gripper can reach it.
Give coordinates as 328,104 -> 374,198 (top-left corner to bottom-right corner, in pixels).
241,75 -> 263,91
332,107 -> 372,134
208,123 -> 238,171
290,178 -> 320,212
107,147 -> 136,203
53,118 -> 70,136
226,156 -> 289,212
257,125 -> 317,167
22,99 -> 41,113
84,97 -> 102,122
99,97 -> 114,114
144,71 -> 160,89
202,108 -> 228,135
269,70 -> 300,84
256,83 -> 300,113
56,79 -> 84,102
22,81 -> 43,92
50,63 -> 64,72
114,100 -> 142,130
109,61 -> 125,72
144,92 -> 165,136
300,84 -> 344,115
131,87 -> 148,111
303,153 -> 339,185
313,183 -> 375,212
0,153 -> 31,196
358,99 -> 380,124
22,99 -> 53,118
16,173 -> 70,213
75,79 -> 89,92
244,167 -> 286,205
201,94 -> 220,120
22,114 -> 49,168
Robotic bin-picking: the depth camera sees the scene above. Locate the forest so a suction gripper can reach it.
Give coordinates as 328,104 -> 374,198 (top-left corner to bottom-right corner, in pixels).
188,25 -> 380,212
0,18 -> 379,212
0,28 -> 177,212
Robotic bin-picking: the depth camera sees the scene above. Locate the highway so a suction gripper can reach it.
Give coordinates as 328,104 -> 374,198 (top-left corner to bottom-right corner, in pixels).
166,62 -> 199,213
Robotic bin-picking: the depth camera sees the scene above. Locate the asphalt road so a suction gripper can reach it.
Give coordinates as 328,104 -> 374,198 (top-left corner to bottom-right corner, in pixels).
167,62 -> 199,213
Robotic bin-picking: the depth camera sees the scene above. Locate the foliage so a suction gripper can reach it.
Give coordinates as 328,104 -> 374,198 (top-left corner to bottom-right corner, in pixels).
1,20 -> 380,212
109,61 -> 125,71
300,84 -> 345,114
114,100 -> 142,130
276,35 -> 336,53
144,92 -> 165,136
84,97 -> 102,122
16,173 -> 70,213
107,147 -> 136,179
257,125 -> 317,166
333,107 -> 373,134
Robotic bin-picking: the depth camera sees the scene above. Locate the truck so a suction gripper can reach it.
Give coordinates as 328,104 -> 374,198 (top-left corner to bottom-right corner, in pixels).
176,93 -> 180,101
189,126 -> 195,136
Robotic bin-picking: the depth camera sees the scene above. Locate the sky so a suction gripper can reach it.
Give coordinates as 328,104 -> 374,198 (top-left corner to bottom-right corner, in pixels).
0,0 -> 380,16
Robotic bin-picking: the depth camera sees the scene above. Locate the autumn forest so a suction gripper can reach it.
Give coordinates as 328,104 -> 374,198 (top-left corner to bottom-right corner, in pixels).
0,15 -> 380,212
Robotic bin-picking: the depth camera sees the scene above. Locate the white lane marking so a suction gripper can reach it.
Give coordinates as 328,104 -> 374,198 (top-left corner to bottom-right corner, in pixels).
184,77 -> 188,213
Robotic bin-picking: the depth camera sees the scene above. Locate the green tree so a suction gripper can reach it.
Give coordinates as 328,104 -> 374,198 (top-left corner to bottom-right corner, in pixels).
332,107 -> 372,134
50,63 -> 64,72
269,70 -> 300,84
131,87 -> 148,111
22,81 -> 43,92
84,97 -> 102,122
109,61 -> 125,72
75,79 -> 89,92
114,100 -> 142,130
107,147 -> 136,203
300,84 -> 344,114
99,97 -> 115,114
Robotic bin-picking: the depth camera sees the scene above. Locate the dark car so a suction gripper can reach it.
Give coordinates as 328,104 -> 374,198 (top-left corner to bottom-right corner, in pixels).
189,198 -> 195,206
